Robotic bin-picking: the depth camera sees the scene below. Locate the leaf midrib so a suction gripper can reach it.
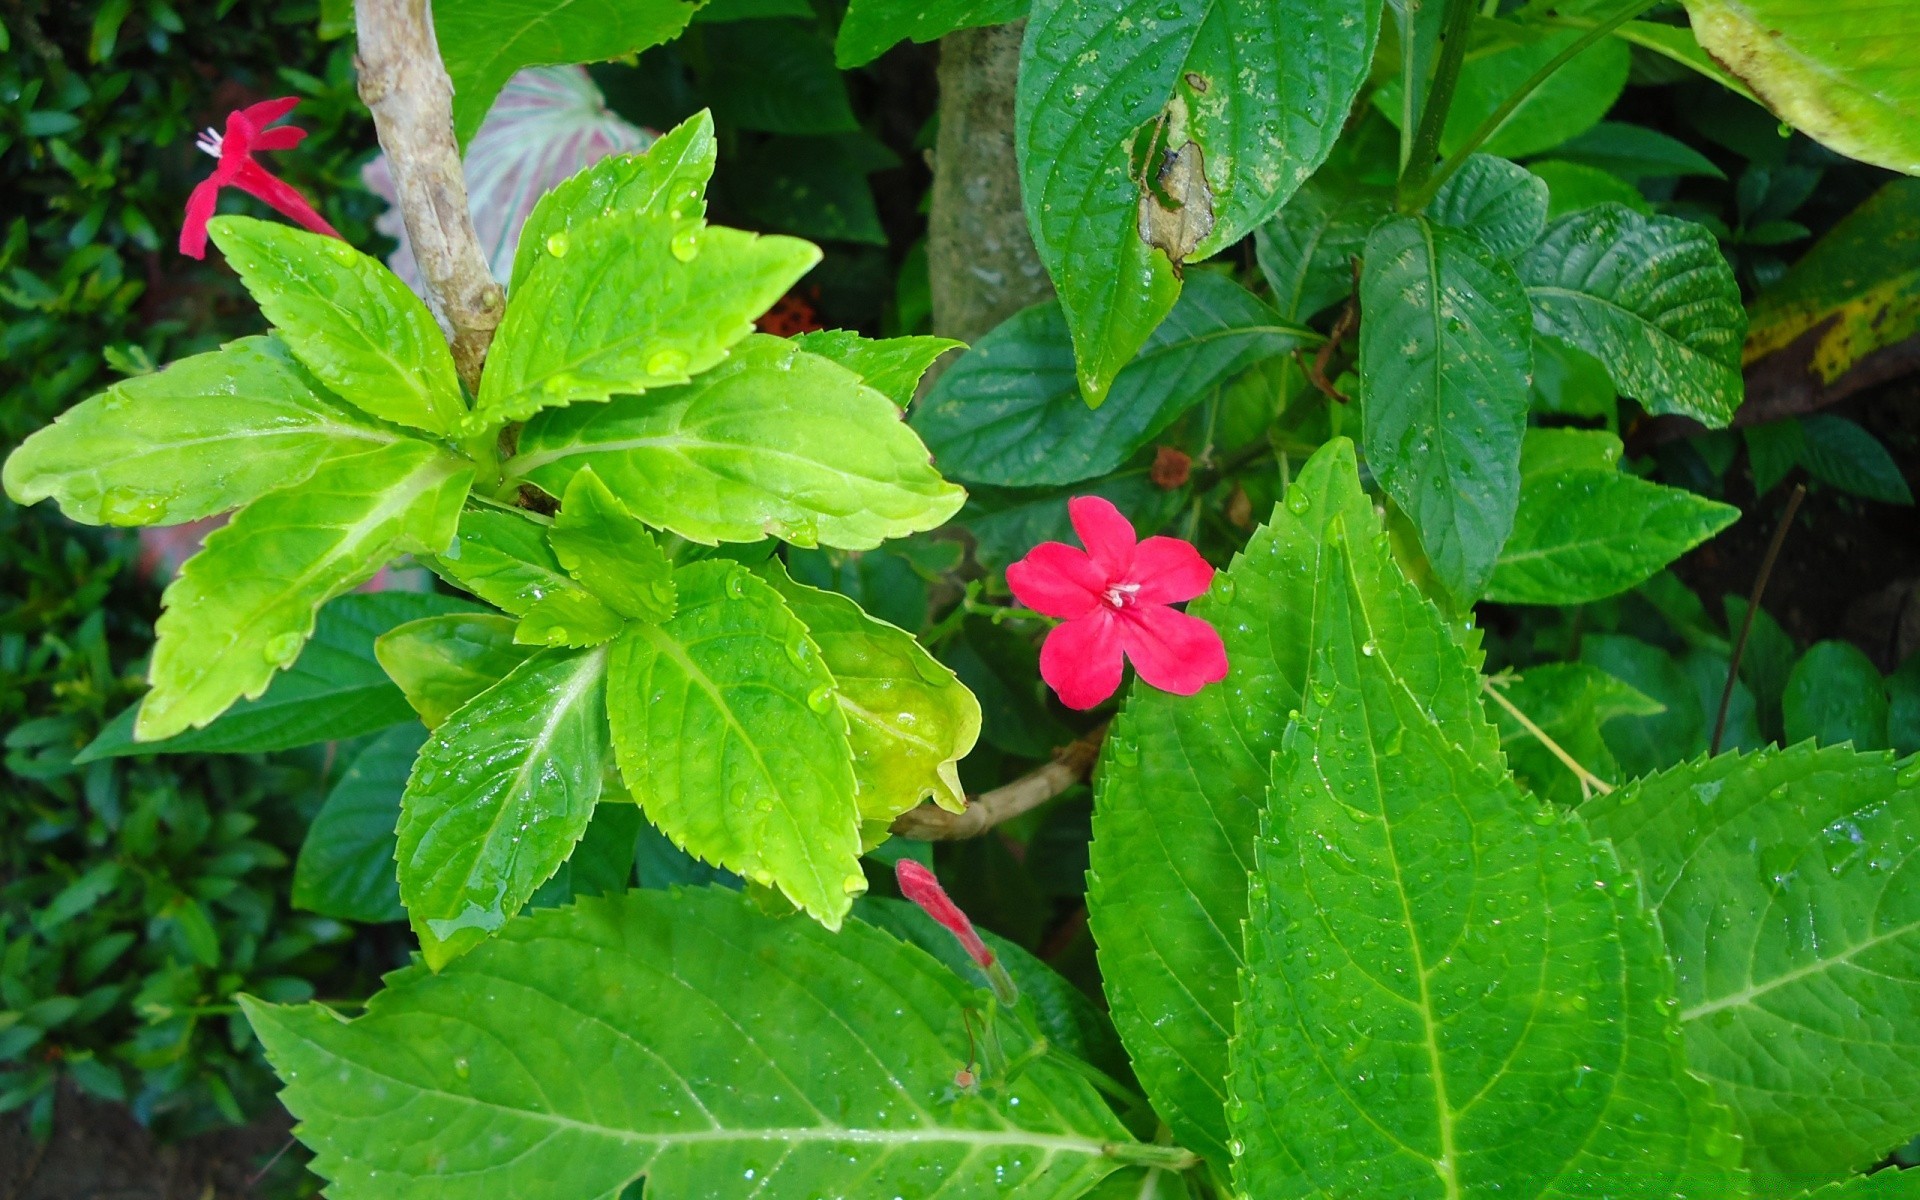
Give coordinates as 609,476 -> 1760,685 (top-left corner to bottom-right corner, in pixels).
1679,916 -> 1920,1022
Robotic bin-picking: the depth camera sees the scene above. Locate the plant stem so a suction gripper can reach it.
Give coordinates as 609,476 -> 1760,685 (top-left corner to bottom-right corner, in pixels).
1104,1142 -> 1202,1172
1713,483 -> 1805,754
353,0 -> 503,392
1397,0 -> 1479,208
893,723 -> 1108,839
1481,675 -> 1614,798
1408,0 -> 1657,210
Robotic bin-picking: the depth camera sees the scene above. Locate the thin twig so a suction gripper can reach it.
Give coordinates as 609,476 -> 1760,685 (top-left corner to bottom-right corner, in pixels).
1713,483 -> 1806,754
892,724 -> 1108,840
1482,676 -> 1613,798
353,0 -> 503,391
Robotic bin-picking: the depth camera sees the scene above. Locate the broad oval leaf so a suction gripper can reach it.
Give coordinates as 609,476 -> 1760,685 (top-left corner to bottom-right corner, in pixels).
1783,640 -> 1891,751
397,645 -> 610,969
1228,524 -> 1744,1199
1585,743 -> 1920,1187
1427,154 -> 1549,261
206,217 -> 465,436
375,612 -> 535,729
1016,0 -> 1379,402
607,561 -> 863,927
1520,204 -> 1746,426
512,335 -> 965,550
138,442 -> 473,742
790,329 -> 964,407
242,887 -> 1140,1200
835,0 -> 1028,67
912,274 -> 1305,487
292,722 -> 424,924
2,336 -> 400,527
1360,214 -> 1533,603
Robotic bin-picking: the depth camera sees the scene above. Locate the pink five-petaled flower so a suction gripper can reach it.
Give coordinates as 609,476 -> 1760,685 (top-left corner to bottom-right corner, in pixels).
179,98 -> 341,259
1006,496 -> 1227,711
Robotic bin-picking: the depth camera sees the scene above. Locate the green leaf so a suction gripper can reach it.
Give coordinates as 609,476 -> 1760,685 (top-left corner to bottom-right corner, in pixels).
1799,415 -> 1915,505
1528,160 -> 1652,220
1426,154 -> 1548,261
292,723 -> 423,924
790,329 -> 963,407
607,561 -> 862,927
1360,214 -> 1533,602
2,336 -> 402,527
788,545 -> 931,632
375,612 -> 535,729
1228,521 -> 1743,1198
1551,122 -> 1726,180
1581,633 -> 1706,778
1089,439 -> 1500,1169
940,618 -> 1074,759
759,563 -> 980,840
835,0 -> 1028,67
957,469 -> 1187,571
1679,0 -> 1920,174
243,887 -> 1139,1200
397,646 -> 610,968
427,508 -> 572,616
514,588 -> 627,649
138,442 -> 473,742
475,214 -> 818,431
1488,663 -> 1661,805
435,0 -> 704,146
912,275 -> 1307,487
1585,743 -> 1920,1188
1520,204 -> 1746,425
1253,179 -> 1388,321
1784,640 -> 1890,750
82,592 -> 474,759
702,19 -> 858,135
512,335 -> 965,550
1017,0 -> 1380,402
1890,654 -> 1920,758
1801,1174 -> 1920,1199
206,217 -> 464,436
551,468 -> 676,622
726,133 -> 896,246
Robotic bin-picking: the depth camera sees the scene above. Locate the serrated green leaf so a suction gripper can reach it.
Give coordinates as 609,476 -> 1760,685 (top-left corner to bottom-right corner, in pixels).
206,217 -> 464,435
1586,743 -> 1920,1188
1488,663 -> 1660,805
138,442 -> 472,742
551,467 -> 676,622
759,563 -> 979,838
1089,439 -> 1500,1170
1253,179 -> 1388,321
1801,1173 -> 1920,1199
514,588 -> 626,648
1017,0 -> 1379,402
512,334 -> 965,550
2,336 -> 402,527
1521,204 -> 1746,425
1360,214 -> 1533,602
243,887 -> 1138,1200
790,329 -> 963,407
1228,522 -> 1743,1198
292,723 -> 423,924
428,508 -> 571,616
834,0 -> 1028,67
83,592 -> 474,759
436,0 -> 703,146
607,561 -> 862,927
1784,640 -> 1890,750
375,612 -> 534,729
1799,415 -> 1915,505
912,275 -> 1306,487
397,645 -> 609,968
474,213 -> 818,431
1427,154 -> 1549,260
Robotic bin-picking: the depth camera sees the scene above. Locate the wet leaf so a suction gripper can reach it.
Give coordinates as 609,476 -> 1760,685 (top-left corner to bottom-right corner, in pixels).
1784,640 -> 1890,750
790,329 -> 962,407
550,468 -> 676,623
375,612 -> 535,729
1425,154 -> 1548,261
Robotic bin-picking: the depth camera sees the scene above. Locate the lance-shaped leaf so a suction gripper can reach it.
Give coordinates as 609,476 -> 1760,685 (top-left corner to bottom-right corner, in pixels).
550,467 -> 675,622
397,646 -> 610,969
1087,439 -> 1500,1170
1427,154 -> 1549,261
1254,180 -> 1389,321
512,335 -> 965,550
3,336 -> 401,527
912,275 -> 1307,487
760,563 -> 980,842
207,217 -> 465,436
606,561 -> 862,927
242,887 -> 1142,1200
473,211 -> 818,431
1360,214 -> 1533,603
138,442 -> 472,742
428,508 -> 573,616
835,0 -> 1029,67
1521,204 -> 1746,426
292,722 -> 424,924
376,612 -> 535,729
791,329 -> 963,407
1585,744 -> 1920,1189
1227,524 -> 1744,1199
1017,0 -> 1379,403
515,588 -> 627,649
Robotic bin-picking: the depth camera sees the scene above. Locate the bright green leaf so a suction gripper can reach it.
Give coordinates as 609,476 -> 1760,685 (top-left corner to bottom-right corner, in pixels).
1784,640 -> 1890,750
514,588 -> 626,648
790,329 -> 963,407
292,723 -> 423,924
375,612 -> 534,729
428,508 -> 571,616
551,467 -> 676,622
835,0 -> 1027,67
1426,154 -> 1548,260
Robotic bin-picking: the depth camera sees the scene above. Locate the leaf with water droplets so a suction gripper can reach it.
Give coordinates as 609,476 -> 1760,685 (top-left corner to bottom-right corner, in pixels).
789,328 -> 964,407
549,467 -> 676,623
1585,742 -> 1920,1191
397,645 -> 610,969
1426,154 -> 1549,261
375,612 -> 535,729
427,508 -> 572,617
514,587 -> 626,649
607,561 -> 862,927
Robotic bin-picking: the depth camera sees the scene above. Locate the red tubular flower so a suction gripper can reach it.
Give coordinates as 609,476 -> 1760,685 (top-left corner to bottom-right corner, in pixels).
896,860 -> 993,969
1006,496 -> 1227,710
179,98 -> 341,259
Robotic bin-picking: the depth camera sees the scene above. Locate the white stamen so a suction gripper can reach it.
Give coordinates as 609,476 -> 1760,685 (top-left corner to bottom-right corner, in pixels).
1102,582 -> 1141,609
194,127 -> 224,159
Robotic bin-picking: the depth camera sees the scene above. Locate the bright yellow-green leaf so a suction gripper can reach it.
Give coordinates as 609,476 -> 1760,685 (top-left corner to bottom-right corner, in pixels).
428,508 -> 571,616
514,588 -> 626,648
375,613 -> 534,729
550,467 -> 675,622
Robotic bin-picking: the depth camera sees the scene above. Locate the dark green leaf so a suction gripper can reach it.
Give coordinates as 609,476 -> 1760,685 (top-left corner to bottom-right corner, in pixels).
1724,595 -> 1797,741
835,0 -> 1028,67
1581,633 -> 1704,777
292,723 -> 423,924
1550,122 -> 1726,179
703,19 -> 858,134
1253,179 -> 1387,321
1488,663 -> 1660,805
1426,154 -> 1548,260
1784,640 -> 1890,750
1528,160 -> 1651,220
1799,415 -> 1914,505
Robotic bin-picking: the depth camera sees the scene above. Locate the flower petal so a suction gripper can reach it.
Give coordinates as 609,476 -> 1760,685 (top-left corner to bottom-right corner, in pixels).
235,96 -> 302,133
228,160 -> 342,240
1129,536 -> 1216,604
1118,604 -> 1228,697
1039,610 -> 1125,710
1069,495 -> 1136,577
178,177 -> 222,259
1007,542 -> 1104,619
250,124 -> 308,153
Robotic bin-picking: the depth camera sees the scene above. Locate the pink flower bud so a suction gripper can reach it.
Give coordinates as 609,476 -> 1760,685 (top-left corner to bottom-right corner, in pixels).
895,860 -> 994,970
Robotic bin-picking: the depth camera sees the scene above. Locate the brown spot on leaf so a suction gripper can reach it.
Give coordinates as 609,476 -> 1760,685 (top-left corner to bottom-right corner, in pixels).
1136,140 -> 1215,270
1184,72 -> 1209,93
1151,446 -> 1193,489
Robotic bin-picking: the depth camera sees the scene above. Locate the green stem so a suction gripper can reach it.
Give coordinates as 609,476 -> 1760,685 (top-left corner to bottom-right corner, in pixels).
1407,0 -> 1657,210
1103,1142 -> 1202,1171
1397,0 -> 1479,207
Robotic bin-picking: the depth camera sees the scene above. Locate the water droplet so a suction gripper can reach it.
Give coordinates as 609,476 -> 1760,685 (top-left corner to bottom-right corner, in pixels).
647,347 -> 690,377
724,573 -> 747,600
1212,574 -> 1236,602
670,228 -> 701,262
1286,488 -> 1311,515
263,631 -> 303,666
807,684 -> 835,713
452,1057 -> 471,1079
98,486 -> 163,524
545,232 -> 570,258
1360,640 -> 1376,657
